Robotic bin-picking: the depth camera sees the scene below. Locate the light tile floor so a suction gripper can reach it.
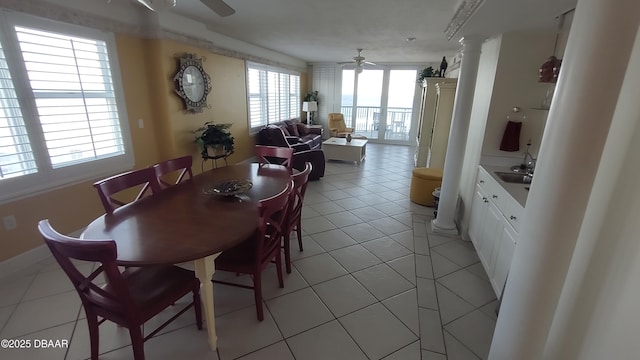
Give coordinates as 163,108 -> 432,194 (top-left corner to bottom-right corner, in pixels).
0,143 -> 497,360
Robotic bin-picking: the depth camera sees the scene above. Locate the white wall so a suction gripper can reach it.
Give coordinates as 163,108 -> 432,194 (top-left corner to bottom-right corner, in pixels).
456,36 -> 501,234
482,30 -> 557,160
542,23 -> 640,359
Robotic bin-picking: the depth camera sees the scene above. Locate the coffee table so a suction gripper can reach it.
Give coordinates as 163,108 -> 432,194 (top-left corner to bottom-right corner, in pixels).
323,137 -> 368,165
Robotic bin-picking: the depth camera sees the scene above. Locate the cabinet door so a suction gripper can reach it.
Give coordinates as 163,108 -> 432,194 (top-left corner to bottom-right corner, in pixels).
468,185 -> 487,248
479,201 -> 503,275
492,223 -> 517,294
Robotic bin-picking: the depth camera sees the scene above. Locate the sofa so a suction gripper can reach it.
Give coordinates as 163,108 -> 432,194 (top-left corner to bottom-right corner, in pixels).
256,118 -> 323,151
256,118 -> 325,180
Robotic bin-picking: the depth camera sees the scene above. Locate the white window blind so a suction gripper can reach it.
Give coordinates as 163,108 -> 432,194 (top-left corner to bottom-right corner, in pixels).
16,26 -> 125,168
0,39 -> 37,179
0,12 -> 133,204
246,62 -> 300,131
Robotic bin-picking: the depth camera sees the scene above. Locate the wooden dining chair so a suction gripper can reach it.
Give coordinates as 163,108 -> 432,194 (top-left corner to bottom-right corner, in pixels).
93,167 -> 161,213
283,162 -> 313,273
213,180 -> 293,321
152,155 -> 193,189
38,219 -> 202,360
255,145 -> 294,168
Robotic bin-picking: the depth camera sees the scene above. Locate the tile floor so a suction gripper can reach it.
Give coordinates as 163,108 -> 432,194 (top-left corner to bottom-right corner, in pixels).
0,143 -> 498,360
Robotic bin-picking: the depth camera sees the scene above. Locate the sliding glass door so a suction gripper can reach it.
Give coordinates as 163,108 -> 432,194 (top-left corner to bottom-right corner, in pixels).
341,68 -> 419,144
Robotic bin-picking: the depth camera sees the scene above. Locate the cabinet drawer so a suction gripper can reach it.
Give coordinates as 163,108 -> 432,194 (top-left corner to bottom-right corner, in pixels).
505,198 -> 524,233
476,168 -> 492,190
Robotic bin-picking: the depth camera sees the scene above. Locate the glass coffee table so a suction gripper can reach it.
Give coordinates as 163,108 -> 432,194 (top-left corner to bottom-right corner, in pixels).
323,137 -> 368,165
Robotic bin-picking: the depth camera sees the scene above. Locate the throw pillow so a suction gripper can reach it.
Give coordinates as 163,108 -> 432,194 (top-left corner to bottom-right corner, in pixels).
285,121 -> 300,137
280,125 -> 290,136
296,123 -> 309,136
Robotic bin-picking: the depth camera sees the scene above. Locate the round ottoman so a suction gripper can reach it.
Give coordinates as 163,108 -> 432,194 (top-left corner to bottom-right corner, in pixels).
410,168 -> 443,206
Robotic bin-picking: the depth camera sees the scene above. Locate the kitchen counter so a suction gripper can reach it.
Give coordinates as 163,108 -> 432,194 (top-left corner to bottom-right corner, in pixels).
480,164 -> 530,207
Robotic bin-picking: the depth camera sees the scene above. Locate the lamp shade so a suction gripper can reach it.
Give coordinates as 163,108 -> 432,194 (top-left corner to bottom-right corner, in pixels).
302,101 -> 317,112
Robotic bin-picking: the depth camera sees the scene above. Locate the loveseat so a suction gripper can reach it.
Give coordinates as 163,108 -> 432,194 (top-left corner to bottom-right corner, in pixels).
257,118 -> 322,151
256,118 -> 325,180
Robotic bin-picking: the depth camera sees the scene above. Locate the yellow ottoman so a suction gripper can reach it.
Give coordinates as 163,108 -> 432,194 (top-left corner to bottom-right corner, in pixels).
410,168 -> 443,206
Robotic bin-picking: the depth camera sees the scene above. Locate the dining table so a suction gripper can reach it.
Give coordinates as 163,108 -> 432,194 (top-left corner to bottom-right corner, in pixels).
82,163 -> 292,350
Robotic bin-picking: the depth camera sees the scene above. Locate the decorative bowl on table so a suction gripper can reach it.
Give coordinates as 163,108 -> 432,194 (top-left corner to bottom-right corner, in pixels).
203,179 -> 253,197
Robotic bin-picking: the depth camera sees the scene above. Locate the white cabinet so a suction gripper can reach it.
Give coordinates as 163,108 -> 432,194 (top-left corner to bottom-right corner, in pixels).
414,78 -> 457,168
492,223 -> 517,292
468,166 -> 524,296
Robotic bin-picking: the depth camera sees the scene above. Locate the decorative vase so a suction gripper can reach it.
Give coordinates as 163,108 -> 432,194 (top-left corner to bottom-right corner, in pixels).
346,133 -> 352,143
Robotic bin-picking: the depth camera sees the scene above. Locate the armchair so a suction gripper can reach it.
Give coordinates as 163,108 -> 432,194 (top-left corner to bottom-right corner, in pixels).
328,113 -> 354,138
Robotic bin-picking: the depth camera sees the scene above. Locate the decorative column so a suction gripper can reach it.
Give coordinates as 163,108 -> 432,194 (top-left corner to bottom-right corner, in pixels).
488,0 -> 640,358
431,36 -> 484,234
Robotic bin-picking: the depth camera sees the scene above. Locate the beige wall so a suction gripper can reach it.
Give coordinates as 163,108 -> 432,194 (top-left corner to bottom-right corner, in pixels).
0,32 -> 313,263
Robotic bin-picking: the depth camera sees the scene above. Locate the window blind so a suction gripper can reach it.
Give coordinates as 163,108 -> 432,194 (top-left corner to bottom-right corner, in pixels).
0,11 -> 132,204
246,62 -> 300,130
0,39 -> 37,179
15,26 -> 125,168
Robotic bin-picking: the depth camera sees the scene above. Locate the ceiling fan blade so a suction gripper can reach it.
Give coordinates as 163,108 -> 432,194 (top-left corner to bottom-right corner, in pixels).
363,61 -> 377,66
136,0 -> 155,11
201,0 -> 236,17
337,61 -> 356,65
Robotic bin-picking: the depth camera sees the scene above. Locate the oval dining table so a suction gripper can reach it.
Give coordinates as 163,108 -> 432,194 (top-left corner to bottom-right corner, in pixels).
82,163 -> 292,350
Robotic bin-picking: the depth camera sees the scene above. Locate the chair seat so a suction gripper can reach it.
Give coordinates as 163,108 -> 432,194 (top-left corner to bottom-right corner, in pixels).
103,266 -> 199,321
215,236 -> 258,271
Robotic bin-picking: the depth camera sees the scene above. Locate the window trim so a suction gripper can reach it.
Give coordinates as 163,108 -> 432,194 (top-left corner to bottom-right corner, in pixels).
0,10 -> 134,205
246,61 -> 300,133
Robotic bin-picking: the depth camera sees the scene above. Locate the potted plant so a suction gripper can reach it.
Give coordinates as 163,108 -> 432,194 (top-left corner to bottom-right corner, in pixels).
303,90 -> 319,104
193,122 -> 235,160
417,66 -> 435,83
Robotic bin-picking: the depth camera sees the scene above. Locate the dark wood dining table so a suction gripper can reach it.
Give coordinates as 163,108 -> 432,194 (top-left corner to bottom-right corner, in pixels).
82,163 -> 292,350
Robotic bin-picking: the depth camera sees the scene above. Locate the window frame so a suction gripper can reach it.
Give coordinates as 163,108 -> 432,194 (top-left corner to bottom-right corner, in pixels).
246,61 -> 300,133
0,11 -> 134,204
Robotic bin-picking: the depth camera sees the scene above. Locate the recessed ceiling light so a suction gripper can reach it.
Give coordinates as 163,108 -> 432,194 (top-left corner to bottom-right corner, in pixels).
406,37 -> 416,42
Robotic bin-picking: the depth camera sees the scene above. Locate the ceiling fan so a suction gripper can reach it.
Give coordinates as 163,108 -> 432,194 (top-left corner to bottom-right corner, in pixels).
338,48 -> 377,72
136,0 -> 235,17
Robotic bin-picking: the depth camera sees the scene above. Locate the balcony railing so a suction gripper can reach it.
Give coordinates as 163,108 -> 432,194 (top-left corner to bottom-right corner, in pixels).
340,106 -> 413,141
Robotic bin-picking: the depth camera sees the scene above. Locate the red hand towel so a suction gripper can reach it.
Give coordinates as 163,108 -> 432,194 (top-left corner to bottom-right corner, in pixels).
500,121 -> 522,152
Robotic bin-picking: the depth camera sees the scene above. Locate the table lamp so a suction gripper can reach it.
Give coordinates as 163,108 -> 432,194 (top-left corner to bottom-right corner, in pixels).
302,101 -> 317,124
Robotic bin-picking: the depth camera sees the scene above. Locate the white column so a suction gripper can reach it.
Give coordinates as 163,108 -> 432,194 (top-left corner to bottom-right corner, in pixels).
489,0 -> 640,358
432,36 -> 483,234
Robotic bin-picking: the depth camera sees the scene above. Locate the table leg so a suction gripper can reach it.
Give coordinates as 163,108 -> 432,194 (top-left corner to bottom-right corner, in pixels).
194,254 -> 220,350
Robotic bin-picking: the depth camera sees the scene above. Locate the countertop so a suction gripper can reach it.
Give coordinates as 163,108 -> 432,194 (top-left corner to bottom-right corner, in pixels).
480,164 -> 530,208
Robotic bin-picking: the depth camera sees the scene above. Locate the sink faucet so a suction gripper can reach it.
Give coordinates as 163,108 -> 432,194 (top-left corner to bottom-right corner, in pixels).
522,141 -> 536,174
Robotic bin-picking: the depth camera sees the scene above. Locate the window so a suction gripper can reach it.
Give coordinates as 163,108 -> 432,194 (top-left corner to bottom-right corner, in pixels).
246,62 -> 300,131
0,12 -> 133,203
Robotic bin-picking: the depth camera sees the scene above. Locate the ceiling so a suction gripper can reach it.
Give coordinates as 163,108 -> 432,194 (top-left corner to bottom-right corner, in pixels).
147,0 -> 578,65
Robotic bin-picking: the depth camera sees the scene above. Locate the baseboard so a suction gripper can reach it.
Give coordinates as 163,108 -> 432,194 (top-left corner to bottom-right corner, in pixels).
0,227 -> 85,279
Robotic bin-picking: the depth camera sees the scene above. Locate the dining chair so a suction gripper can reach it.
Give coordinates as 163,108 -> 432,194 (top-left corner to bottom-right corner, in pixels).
152,155 -> 193,189
38,219 -> 202,360
213,180 -> 293,321
255,145 -> 294,168
283,162 -> 312,274
93,167 -> 161,213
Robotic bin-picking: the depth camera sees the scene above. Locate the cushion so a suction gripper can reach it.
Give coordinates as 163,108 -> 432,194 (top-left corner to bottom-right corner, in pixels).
296,123 -> 309,136
280,125 -> 290,136
285,120 -> 299,137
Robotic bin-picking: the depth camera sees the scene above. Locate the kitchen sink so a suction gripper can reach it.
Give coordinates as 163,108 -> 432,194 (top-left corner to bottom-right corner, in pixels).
495,171 -> 532,184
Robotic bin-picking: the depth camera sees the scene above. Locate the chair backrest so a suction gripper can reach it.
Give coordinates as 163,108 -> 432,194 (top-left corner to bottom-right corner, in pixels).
153,155 -> 193,189
255,145 -> 294,168
38,220 -> 136,317
328,113 -> 347,131
255,180 -> 293,265
287,162 -> 312,229
93,167 -> 161,213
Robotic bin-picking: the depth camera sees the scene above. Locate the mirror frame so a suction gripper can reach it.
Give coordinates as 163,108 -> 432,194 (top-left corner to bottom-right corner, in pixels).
173,53 -> 212,113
